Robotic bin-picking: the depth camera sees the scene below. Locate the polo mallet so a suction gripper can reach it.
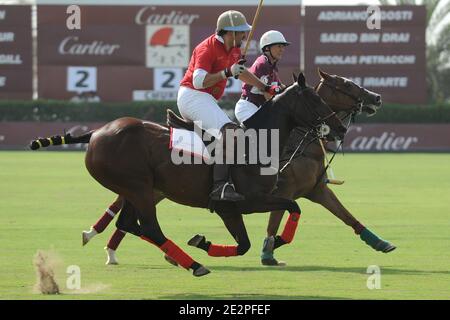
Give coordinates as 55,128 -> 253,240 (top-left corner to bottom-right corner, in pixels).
319,139 -> 345,185
242,0 -> 264,58
234,0 -> 264,78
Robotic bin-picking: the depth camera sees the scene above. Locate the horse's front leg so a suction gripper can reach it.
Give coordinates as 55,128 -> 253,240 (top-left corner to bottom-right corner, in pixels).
187,195 -> 301,259
308,185 -> 396,253
187,211 -> 251,258
237,195 -> 302,257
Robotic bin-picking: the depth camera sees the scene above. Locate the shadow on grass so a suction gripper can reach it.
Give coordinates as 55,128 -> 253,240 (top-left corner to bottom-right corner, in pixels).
205,265 -> 450,276
157,293 -> 352,300
130,261 -> 450,276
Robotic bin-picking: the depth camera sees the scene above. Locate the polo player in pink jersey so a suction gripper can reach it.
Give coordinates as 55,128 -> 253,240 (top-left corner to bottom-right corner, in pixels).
235,30 -> 290,123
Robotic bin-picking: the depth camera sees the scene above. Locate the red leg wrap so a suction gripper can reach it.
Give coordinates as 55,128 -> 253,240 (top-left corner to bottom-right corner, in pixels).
107,229 -> 126,250
93,203 -> 121,233
160,240 -> 194,269
208,244 -> 238,257
280,212 -> 301,243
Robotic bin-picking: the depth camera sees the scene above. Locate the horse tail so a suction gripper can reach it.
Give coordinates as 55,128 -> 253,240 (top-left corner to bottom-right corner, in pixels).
29,130 -> 94,150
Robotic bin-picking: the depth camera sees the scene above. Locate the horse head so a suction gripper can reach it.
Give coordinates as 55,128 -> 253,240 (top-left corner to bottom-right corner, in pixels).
277,72 -> 347,141
316,69 -> 382,117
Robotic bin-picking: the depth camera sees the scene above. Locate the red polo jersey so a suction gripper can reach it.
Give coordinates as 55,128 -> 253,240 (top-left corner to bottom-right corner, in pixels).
180,34 -> 241,100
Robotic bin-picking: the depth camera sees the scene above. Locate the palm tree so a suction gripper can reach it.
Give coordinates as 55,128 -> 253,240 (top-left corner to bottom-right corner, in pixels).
379,0 -> 450,103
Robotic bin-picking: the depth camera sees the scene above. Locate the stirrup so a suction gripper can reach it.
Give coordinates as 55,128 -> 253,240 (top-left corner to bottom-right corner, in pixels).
209,182 -> 244,202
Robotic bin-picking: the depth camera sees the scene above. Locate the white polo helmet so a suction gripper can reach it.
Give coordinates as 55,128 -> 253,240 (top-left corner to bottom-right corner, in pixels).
260,30 -> 291,52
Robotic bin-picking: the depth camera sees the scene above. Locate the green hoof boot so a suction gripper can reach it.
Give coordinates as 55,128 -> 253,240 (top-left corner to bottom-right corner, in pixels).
360,228 -> 396,253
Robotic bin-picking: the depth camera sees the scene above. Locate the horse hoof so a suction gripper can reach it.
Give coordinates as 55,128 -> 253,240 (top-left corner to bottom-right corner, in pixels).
82,227 -> 97,246
382,243 -> 397,253
261,258 -> 287,267
82,231 -> 90,246
188,234 -> 206,248
105,247 -> 119,265
193,266 -> 211,277
164,254 -> 179,267
376,240 -> 396,253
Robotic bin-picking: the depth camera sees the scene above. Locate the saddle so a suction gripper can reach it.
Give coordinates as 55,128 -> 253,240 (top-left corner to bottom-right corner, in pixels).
166,109 -> 195,131
166,109 -> 216,160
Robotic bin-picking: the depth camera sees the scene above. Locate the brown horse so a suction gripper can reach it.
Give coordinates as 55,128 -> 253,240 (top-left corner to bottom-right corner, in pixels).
260,70 -> 395,266
30,73 -> 346,276
72,70 -> 395,267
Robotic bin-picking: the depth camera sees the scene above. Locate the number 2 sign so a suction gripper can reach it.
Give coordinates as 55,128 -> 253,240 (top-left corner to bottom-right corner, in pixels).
67,66 -> 97,92
153,68 -> 183,92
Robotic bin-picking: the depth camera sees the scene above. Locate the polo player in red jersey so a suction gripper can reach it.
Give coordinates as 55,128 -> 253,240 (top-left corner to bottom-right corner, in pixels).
178,10 -> 275,202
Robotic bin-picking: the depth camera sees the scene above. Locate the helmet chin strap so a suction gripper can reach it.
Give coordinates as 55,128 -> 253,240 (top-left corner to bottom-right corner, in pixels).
264,47 -> 278,64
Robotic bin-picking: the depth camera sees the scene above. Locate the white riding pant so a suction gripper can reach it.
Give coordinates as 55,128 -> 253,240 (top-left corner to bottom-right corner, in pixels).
234,98 -> 259,124
177,86 -> 232,138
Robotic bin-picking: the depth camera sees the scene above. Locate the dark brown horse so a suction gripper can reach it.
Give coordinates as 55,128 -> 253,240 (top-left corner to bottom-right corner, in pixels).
68,70 -> 395,267
30,73 -> 346,276
260,70 -> 395,266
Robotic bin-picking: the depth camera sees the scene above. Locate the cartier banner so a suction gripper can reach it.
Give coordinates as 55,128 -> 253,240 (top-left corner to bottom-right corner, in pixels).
38,5 -> 301,102
2,122 -> 450,152
0,5 -> 32,100
304,6 -> 427,104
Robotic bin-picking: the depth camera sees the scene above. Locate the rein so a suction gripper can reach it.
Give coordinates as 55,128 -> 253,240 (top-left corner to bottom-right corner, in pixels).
300,87 -> 337,123
278,87 -> 340,173
280,82 -> 362,178
311,109 -> 355,189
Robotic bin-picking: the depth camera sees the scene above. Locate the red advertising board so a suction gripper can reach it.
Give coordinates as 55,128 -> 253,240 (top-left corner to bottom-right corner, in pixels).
304,6 -> 427,104
2,122 -> 450,152
37,5 -> 301,102
0,6 -> 33,100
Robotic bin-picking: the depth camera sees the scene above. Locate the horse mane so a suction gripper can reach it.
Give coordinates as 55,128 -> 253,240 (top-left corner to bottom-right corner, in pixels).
242,99 -> 276,130
243,83 -> 297,130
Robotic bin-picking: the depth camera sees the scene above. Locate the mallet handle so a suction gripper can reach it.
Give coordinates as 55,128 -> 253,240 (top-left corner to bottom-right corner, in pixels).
242,0 -> 264,58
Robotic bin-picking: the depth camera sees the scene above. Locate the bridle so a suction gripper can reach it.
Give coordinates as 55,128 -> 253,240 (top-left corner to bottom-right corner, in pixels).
279,86 -> 342,173
280,80 -> 366,174
317,79 -> 364,120
298,86 -> 338,125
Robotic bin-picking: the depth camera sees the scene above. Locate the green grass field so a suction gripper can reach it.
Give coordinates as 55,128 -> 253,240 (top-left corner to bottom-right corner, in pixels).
0,151 -> 449,300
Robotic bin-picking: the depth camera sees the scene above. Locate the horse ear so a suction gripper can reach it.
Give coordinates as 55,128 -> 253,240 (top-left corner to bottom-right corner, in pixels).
297,72 -> 306,88
292,73 -> 298,82
318,68 -> 330,80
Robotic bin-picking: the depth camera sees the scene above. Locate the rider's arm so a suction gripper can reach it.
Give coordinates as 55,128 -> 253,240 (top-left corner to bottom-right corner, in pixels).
239,69 -> 274,100
239,69 -> 269,94
192,44 -> 231,90
194,69 -> 229,89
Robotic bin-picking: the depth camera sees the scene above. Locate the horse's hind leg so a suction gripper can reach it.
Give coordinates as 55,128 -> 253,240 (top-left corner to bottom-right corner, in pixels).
103,192 -> 166,265
126,189 -> 210,276
308,185 -> 396,253
82,195 -> 124,246
188,212 -> 251,258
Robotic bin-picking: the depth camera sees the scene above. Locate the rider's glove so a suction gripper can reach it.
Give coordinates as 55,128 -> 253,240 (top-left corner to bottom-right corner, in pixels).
264,85 -> 282,96
223,59 -> 246,78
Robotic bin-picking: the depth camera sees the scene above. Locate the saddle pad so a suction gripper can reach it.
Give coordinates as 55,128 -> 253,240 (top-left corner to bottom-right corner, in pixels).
169,127 -> 211,161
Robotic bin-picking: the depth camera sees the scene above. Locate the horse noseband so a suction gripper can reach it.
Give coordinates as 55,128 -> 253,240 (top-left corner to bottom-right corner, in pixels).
318,124 -> 330,138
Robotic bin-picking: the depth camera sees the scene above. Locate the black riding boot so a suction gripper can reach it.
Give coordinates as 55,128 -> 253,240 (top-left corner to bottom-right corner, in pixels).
209,163 -> 245,202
